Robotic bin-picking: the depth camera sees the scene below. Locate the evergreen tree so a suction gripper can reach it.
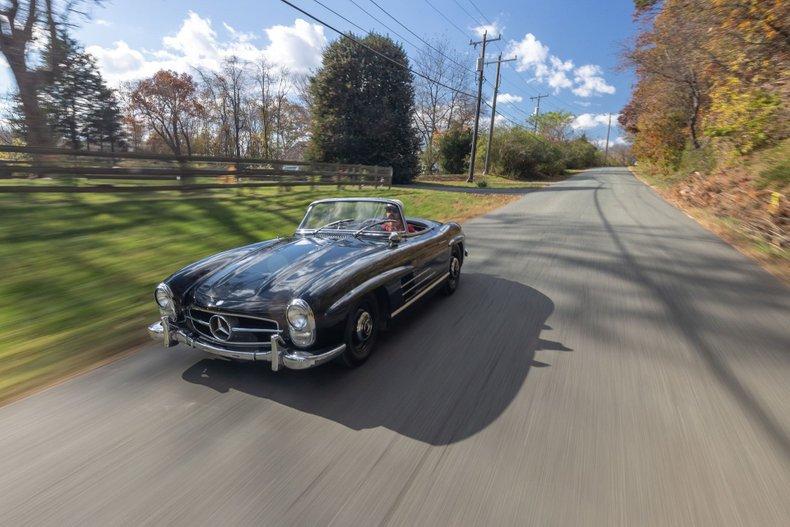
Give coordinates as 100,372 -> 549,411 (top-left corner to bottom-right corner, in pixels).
308,34 -> 420,183
38,34 -> 126,151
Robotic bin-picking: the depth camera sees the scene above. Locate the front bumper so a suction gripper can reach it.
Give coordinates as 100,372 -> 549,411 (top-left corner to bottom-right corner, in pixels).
148,318 -> 346,371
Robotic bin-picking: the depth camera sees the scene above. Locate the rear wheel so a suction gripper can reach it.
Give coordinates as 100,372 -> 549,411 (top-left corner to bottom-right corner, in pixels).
441,248 -> 462,295
340,296 -> 380,368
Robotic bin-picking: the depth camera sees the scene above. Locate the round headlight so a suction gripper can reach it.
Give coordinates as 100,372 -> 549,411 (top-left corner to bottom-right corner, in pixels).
286,299 -> 315,347
155,283 -> 175,315
286,300 -> 310,329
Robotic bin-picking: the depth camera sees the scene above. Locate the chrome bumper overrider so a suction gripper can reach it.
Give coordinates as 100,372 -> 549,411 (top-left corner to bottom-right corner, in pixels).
147,318 -> 346,371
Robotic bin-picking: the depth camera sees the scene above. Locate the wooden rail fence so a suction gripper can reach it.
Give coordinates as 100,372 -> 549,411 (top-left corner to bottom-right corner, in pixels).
0,145 -> 393,193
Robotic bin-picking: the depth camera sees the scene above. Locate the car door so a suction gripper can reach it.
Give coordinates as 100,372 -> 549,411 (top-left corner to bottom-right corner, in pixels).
390,226 -> 449,314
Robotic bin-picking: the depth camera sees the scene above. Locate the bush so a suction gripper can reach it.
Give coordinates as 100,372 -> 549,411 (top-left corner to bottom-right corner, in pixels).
559,137 -> 599,169
437,125 -> 472,174
476,179 -> 488,188
492,128 -> 565,179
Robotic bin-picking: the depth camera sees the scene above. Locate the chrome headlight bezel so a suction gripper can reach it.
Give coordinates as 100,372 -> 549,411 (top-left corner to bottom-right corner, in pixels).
155,283 -> 177,318
286,298 -> 315,348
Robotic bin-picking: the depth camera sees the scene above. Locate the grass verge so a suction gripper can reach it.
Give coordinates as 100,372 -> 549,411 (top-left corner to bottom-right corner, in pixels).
630,164 -> 789,284
0,185 -> 519,405
414,172 -> 570,189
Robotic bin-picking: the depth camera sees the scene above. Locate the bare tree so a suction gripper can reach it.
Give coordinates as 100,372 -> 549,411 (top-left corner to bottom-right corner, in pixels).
250,60 -> 293,158
195,56 -> 253,157
412,38 -> 475,171
0,0 -> 62,146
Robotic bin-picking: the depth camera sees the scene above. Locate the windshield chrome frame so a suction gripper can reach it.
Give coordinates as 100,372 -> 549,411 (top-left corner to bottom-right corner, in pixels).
296,198 -> 407,236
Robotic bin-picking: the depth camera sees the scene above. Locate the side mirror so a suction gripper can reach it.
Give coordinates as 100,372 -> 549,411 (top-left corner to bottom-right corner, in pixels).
388,232 -> 402,247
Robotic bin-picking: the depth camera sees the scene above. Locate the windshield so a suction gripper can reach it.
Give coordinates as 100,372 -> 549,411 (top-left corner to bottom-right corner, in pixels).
299,201 -> 405,234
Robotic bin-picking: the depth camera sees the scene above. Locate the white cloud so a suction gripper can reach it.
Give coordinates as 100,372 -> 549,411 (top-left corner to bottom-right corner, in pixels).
510,33 -> 548,69
86,41 -> 146,80
86,12 -> 326,85
571,113 -> 613,130
496,92 -> 523,105
473,21 -> 504,39
572,64 -> 615,97
162,11 -> 218,60
262,18 -> 326,72
95,19 -> 112,27
592,136 -> 629,148
508,33 -> 614,97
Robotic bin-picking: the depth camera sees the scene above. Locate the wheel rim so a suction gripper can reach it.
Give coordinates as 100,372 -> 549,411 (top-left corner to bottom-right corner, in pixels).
351,308 -> 374,357
448,256 -> 460,287
355,310 -> 373,342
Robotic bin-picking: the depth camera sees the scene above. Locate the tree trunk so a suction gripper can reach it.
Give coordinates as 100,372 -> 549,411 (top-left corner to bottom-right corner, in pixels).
6,52 -> 53,147
689,86 -> 701,149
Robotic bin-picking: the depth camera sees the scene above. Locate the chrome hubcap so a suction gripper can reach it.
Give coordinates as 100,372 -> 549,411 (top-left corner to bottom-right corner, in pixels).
355,311 -> 373,341
450,257 -> 460,278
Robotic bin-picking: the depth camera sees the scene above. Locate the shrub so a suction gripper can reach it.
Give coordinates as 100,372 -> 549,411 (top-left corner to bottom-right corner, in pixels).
559,137 -> 599,169
437,125 -> 472,174
476,179 -> 488,188
493,128 -> 565,179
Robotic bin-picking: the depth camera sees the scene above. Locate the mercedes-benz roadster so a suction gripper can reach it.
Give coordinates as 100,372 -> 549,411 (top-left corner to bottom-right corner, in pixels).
148,198 -> 466,370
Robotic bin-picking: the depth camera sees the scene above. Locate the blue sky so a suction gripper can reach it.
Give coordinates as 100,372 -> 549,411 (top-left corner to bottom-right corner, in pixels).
10,0 -> 638,143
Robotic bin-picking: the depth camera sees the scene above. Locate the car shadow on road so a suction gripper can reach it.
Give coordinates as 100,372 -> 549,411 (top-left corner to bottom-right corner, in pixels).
181,273 -> 570,446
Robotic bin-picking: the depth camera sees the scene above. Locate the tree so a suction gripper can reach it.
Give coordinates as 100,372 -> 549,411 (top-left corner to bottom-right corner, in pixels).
528,111 -> 575,142
622,0 -> 788,164
437,125 -> 471,174
197,56 -> 251,157
413,38 -> 475,171
308,33 -> 420,183
38,34 -> 125,151
129,70 -> 204,156
0,0 -> 100,146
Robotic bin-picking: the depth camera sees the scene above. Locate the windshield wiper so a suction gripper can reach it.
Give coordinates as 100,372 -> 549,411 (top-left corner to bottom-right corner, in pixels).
353,219 -> 397,238
313,218 -> 354,234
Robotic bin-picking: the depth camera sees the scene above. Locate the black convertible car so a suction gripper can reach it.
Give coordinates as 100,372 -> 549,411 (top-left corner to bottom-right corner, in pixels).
149,198 -> 466,370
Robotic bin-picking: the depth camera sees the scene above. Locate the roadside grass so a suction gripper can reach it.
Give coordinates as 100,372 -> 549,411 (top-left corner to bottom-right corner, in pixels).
415,172 -> 569,189
0,186 -> 519,404
630,163 -> 789,284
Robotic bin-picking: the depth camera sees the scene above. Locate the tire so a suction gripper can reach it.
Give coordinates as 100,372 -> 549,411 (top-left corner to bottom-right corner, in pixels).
441,248 -> 462,295
339,295 -> 380,368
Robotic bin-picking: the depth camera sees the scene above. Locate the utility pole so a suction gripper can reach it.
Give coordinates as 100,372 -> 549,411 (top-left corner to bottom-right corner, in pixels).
604,113 -> 612,165
467,30 -> 500,183
529,93 -> 549,132
483,53 -> 516,175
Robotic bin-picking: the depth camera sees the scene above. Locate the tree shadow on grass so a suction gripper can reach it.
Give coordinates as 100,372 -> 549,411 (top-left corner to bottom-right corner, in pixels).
182,273 -> 570,446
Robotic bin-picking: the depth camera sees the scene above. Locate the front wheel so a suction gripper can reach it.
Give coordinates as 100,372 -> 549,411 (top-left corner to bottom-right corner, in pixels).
339,296 -> 380,368
441,249 -> 462,295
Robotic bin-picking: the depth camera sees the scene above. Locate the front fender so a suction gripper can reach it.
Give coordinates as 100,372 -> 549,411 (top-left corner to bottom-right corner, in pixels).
325,265 -> 413,318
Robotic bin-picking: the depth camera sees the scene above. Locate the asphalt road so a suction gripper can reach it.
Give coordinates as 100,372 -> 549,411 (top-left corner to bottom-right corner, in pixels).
1,167 -> 789,526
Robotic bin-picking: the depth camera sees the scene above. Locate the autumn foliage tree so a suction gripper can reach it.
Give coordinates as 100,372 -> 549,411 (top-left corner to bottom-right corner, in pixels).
129,70 -> 205,156
622,0 -> 789,166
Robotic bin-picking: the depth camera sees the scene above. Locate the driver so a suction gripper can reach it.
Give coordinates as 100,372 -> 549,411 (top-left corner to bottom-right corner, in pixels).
381,204 -> 415,233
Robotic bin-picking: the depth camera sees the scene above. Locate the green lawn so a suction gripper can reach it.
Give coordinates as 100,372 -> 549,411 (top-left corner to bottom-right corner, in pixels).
415,172 -> 569,189
0,186 -> 517,404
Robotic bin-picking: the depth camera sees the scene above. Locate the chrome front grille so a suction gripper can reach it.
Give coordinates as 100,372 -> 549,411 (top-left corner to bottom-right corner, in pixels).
186,305 -> 280,349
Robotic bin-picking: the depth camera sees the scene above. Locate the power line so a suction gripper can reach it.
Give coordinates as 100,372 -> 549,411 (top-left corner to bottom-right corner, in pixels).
279,0 -> 530,132
365,0 -> 473,74
282,0 -> 478,99
422,0 -> 471,39
465,0 -> 491,26
452,0 -> 485,27
344,0 -> 429,55
457,0 -> 592,114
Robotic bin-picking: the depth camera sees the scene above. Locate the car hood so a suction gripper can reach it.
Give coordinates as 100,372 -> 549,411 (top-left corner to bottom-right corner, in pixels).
189,235 -> 384,311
